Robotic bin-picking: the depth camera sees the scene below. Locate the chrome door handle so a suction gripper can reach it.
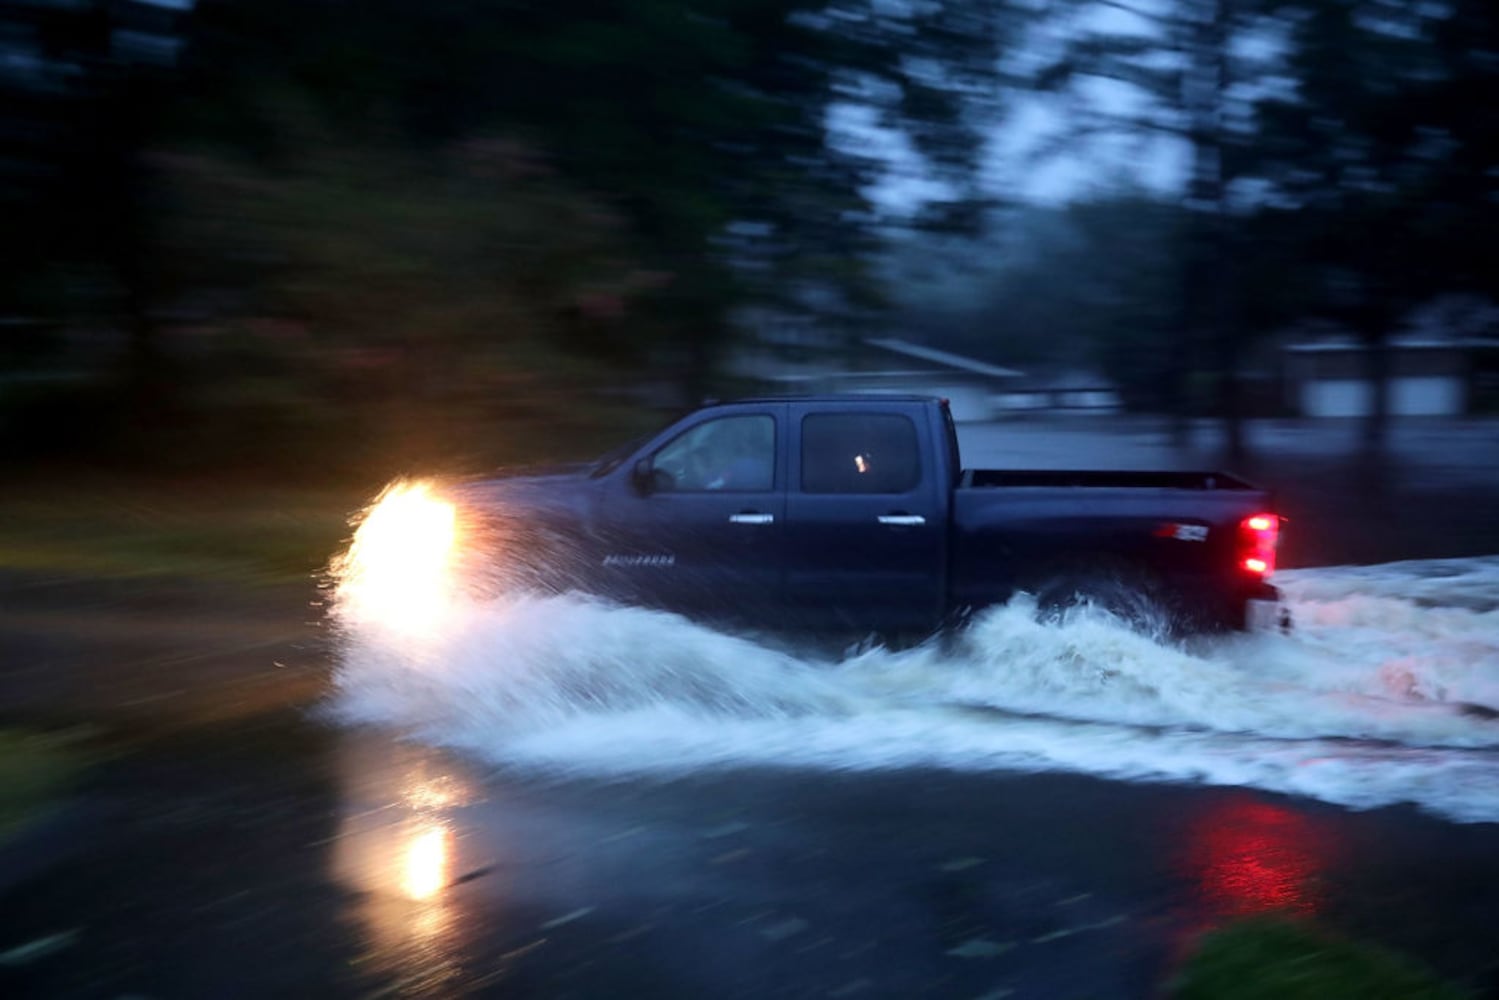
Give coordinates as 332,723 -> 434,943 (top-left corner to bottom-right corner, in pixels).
729,513 -> 775,525
878,514 -> 926,526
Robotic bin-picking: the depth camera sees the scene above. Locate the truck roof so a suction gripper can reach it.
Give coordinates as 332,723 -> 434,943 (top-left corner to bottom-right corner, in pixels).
707,393 -> 945,406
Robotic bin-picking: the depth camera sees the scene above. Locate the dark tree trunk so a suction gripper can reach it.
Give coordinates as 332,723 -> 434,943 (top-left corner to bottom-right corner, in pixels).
1216,320 -> 1245,465
1174,0 -> 1240,458
1166,282 -> 1194,449
1361,331 -> 1390,453
77,31 -> 167,426
1195,0 -> 1246,465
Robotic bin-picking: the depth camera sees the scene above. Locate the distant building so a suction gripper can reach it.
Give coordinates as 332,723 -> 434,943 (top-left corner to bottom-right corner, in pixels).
730,332 -> 1024,422
1283,336 -> 1498,417
992,369 -> 1123,416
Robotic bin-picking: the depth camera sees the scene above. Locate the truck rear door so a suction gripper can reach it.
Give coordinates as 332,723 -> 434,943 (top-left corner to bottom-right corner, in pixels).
783,402 -> 947,632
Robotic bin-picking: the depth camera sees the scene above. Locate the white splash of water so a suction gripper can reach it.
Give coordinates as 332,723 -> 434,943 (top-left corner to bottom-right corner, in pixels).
331,554 -> 1499,823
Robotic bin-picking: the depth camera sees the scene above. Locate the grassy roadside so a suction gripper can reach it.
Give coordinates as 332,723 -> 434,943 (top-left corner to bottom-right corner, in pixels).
0,399 -> 666,589
0,728 -> 87,844
1172,918 -> 1471,1000
0,480 -> 362,735
0,481 -> 367,587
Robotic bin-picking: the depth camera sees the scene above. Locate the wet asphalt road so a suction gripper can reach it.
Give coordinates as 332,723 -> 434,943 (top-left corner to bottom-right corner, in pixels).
3,417 -> 1499,998
3,717 -> 1499,999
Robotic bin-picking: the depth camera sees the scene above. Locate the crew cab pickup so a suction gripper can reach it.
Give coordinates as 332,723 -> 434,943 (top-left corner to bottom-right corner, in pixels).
456,396 -> 1284,636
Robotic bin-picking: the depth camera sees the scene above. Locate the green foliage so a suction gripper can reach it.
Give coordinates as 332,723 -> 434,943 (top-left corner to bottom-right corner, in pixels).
170,0 -> 1014,329
0,729 -> 83,842
1246,2 -> 1460,335
0,485 -> 354,585
899,198 -> 1193,409
3,0 -> 1021,473
933,0 -> 1496,435
1172,918 -> 1470,1000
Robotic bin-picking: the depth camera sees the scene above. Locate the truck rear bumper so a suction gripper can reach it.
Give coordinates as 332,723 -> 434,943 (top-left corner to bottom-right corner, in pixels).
1244,582 -> 1292,634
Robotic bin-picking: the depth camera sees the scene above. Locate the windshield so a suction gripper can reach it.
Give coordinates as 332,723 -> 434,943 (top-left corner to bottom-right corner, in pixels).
589,435 -> 648,478
588,410 -> 689,478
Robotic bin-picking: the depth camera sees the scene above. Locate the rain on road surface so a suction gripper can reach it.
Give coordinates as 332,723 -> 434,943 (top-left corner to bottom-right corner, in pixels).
317,419 -> 1499,996
320,550 -> 1499,997
5,418 -> 1499,998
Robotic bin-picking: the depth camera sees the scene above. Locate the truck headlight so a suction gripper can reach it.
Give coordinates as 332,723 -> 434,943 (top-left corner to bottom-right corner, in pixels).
335,480 -> 458,635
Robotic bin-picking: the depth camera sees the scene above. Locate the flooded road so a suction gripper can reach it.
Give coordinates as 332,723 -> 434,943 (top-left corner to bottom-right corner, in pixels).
332,556 -> 1499,824
288,547 -> 1499,996
8,711 -> 1498,998
4,418 -> 1499,997
319,731 -> 1499,998
293,424 -> 1499,996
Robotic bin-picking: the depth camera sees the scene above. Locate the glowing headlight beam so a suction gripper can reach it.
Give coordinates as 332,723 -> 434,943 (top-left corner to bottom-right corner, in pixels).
336,480 -> 459,635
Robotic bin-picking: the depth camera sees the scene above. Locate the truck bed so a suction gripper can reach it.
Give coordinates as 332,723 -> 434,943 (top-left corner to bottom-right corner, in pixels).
960,469 -> 1254,491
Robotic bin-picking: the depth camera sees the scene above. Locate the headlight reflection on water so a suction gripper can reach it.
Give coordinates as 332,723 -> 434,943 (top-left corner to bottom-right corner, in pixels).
332,737 -> 486,993
401,823 -> 452,902
335,479 -> 459,635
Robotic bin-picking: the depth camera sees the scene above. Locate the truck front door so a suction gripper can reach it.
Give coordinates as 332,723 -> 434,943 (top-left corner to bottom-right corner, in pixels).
595,406 -> 787,623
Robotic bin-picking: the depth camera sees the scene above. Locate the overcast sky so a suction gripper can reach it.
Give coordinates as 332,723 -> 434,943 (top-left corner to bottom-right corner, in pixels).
135,0 -> 1185,205
134,0 -> 1230,210
838,0 -> 1207,213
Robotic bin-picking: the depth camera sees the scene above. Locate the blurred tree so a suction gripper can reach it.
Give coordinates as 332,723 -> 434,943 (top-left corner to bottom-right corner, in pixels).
1250,0 -> 1498,449
897,197 -> 1191,409
0,0 -> 183,420
1025,0 -> 1495,453
1421,0 -> 1499,300
1032,0 -> 1275,457
4,0 -> 1023,471
151,129 -> 659,469
168,0 -> 1018,395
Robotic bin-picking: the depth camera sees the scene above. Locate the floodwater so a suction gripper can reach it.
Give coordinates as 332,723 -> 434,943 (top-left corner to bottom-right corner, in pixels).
313,416 -> 1499,995
331,556 -> 1499,825
6,417 -> 1499,998
329,417 -> 1499,826
318,510 -> 1499,994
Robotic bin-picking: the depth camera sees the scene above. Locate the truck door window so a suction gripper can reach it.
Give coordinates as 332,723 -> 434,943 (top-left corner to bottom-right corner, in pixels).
801,414 -> 920,494
652,414 -> 776,492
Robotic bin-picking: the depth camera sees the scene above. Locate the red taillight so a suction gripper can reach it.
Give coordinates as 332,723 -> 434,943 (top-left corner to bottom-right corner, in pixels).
1241,513 -> 1280,577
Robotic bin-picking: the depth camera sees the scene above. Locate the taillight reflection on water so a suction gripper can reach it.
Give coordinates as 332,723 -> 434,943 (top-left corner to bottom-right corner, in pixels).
1184,798 -> 1326,918
336,480 -> 458,634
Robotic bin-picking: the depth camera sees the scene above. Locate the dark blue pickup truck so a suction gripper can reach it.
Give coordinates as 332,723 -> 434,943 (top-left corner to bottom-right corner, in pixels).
455,395 -> 1284,636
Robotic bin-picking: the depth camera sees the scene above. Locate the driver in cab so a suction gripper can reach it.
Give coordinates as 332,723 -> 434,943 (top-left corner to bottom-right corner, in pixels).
701,418 -> 773,491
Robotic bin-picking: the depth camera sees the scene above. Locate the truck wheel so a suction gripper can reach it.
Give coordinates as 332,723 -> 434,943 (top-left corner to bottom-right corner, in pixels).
1032,565 -> 1169,636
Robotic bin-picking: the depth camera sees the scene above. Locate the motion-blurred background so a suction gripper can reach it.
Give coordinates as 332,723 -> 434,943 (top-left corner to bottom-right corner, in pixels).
1,0 -> 1495,482
2,12 -> 1498,996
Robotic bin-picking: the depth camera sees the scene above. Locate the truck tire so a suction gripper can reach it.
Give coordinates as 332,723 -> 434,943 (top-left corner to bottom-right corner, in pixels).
1031,561 -> 1171,636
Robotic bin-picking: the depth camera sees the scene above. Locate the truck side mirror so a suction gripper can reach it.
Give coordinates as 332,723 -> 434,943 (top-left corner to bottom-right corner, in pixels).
631,458 -> 653,494
632,458 -> 672,495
